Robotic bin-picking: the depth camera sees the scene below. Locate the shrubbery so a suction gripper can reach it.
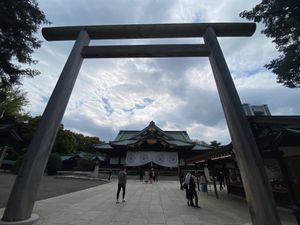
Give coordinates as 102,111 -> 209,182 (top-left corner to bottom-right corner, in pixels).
12,155 -> 25,174
73,158 -> 94,171
46,153 -> 62,175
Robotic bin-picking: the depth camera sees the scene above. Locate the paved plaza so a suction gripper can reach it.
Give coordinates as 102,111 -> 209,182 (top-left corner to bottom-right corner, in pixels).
0,180 -> 297,225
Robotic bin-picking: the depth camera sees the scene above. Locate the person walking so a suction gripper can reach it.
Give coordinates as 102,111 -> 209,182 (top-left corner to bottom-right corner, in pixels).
183,172 -> 192,205
154,170 -> 158,182
217,171 -> 224,190
116,165 -> 127,203
189,172 -> 200,208
179,172 -> 185,190
144,170 -> 149,183
199,172 -> 207,192
108,169 -> 112,181
196,173 -> 200,191
139,169 -> 144,182
184,172 -> 200,208
183,172 -> 200,208
149,168 -> 154,184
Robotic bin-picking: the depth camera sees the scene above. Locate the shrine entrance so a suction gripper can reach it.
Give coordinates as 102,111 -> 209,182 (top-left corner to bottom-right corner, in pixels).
1,23 -> 282,225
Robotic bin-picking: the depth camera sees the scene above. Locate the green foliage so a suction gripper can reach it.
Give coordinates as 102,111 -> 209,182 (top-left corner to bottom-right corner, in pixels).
11,114 -> 104,155
51,128 -> 104,154
12,154 -> 25,174
46,153 -> 62,175
19,116 -> 42,146
0,0 -> 49,88
73,133 -> 103,153
74,158 -> 95,171
192,139 -> 209,145
240,0 -> 300,88
52,129 -> 77,154
0,86 -> 29,123
209,140 -> 221,149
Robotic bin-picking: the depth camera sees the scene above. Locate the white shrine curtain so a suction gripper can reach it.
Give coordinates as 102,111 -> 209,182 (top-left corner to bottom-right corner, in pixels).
125,151 -> 178,167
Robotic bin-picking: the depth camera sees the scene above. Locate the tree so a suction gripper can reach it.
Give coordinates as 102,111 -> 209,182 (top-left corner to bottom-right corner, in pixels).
46,153 -> 62,175
209,140 -> 221,149
192,139 -> 209,146
240,0 -> 300,88
12,114 -> 104,155
19,116 -> 42,146
73,133 -> 103,153
52,129 -> 77,154
0,0 -> 49,88
0,86 -> 29,123
51,129 -> 104,154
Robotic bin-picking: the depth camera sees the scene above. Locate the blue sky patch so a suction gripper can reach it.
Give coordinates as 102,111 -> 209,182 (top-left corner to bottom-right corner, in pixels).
123,98 -> 155,114
41,96 -> 49,103
102,97 -> 114,116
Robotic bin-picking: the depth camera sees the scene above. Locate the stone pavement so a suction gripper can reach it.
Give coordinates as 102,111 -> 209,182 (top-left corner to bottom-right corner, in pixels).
0,180 -> 297,225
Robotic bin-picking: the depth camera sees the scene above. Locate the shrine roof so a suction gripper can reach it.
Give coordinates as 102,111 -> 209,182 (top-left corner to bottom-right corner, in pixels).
94,121 -> 213,151
114,130 -> 192,142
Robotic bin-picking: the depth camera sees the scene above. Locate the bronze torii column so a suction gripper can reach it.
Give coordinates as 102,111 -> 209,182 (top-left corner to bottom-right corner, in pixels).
1,23 -> 281,225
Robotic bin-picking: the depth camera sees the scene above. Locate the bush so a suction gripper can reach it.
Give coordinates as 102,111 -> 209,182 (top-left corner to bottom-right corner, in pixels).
73,158 -> 94,171
12,155 -> 25,174
46,153 -> 62,175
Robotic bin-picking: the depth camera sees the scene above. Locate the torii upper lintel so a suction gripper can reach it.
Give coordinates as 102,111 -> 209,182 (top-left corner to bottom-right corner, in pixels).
42,22 -> 256,41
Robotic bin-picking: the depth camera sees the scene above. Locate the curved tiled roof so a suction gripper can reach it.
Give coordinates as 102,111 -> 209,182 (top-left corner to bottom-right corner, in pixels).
94,121 -> 213,151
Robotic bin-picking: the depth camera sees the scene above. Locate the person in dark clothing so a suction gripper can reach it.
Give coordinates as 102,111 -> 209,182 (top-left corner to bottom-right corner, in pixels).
116,166 -> 127,203
183,173 -> 192,205
189,173 -> 200,208
149,168 -> 154,184
196,173 -> 200,191
184,172 -> 200,208
108,170 -> 112,181
139,170 -> 143,182
217,171 -> 224,190
179,172 -> 185,190
222,165 -> 229,186
154,171 -> 158,182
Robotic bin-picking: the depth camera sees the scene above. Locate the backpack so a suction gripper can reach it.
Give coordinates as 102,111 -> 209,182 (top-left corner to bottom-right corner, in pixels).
189,176 -> 196,189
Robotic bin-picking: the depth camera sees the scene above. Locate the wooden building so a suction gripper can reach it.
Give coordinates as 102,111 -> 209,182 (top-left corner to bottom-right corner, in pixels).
186,115 -> 300,210
94,121 -> 213,174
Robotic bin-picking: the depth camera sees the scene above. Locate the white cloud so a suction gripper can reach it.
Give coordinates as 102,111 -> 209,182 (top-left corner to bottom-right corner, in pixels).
22,0 -> 300,143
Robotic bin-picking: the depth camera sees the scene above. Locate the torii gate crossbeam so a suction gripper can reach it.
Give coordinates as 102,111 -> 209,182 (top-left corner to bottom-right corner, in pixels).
1,23 -> 281,225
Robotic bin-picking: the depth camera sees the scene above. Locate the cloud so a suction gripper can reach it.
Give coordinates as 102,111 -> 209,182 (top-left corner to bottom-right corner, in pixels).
122,97 -> 155,114
22,0 -> 300,144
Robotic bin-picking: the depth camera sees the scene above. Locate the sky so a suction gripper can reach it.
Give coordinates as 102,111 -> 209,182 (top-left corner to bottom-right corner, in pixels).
22,0 -> 300,144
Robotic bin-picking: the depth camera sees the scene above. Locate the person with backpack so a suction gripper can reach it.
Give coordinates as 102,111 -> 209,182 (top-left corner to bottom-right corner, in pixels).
184,172 -> 200,208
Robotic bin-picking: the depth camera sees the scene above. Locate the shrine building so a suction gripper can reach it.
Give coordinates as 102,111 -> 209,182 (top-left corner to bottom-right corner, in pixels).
94,121 -> 213,174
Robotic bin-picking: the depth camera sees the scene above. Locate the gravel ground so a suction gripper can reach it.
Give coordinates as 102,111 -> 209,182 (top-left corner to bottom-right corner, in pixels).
0,172 -> 107,208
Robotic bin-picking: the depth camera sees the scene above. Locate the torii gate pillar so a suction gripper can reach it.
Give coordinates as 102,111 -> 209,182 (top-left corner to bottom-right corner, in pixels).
203,27 -> 281,225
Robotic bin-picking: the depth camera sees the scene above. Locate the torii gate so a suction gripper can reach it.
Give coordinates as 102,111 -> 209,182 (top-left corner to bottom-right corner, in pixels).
1,23 -> 282,225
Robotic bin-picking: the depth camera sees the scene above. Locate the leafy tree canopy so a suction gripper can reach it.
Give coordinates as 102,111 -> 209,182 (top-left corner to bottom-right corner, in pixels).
192,139 -> 209,146
209,140 -> 222,149
0,0 -> 49,88
0,86 -> 29,123
240,0 -> 300,88
16,115 -> 104,154
52,129 -> 77,154
73,133 -> 103,153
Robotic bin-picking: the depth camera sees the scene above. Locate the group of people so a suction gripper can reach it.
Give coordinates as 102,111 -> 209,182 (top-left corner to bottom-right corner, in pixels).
115,166 -> 226,206
180,170 -> 227,208
140,168 -> 158,183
